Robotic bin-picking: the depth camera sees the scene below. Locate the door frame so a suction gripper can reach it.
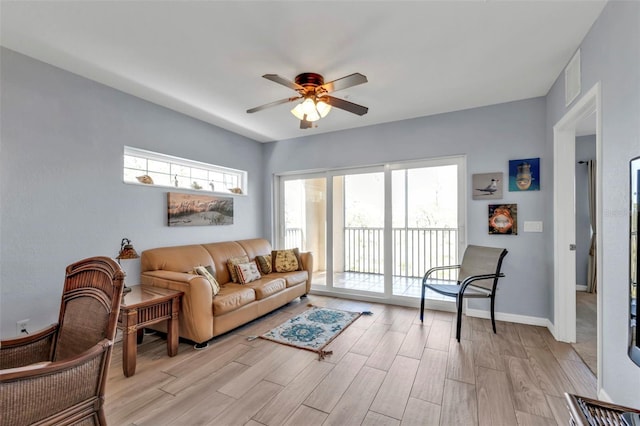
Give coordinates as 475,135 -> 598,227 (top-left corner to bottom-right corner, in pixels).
552,82 -> 602,388
273,155 -> 466,306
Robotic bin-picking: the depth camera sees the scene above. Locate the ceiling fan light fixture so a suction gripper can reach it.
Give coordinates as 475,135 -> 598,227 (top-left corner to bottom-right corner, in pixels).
316,100 -> 331,118
305,109 -> 321,122
291,98 -> 321,122
291,103 -> 305,120
252,71 -> 367,127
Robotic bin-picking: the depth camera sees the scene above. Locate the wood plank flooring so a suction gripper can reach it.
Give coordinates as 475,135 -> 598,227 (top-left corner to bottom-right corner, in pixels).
572,291 -> 597,375
104,295 -> 595,425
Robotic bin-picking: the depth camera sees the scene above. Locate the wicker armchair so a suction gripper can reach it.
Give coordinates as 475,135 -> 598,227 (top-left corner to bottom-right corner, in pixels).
0,256 -> 124,426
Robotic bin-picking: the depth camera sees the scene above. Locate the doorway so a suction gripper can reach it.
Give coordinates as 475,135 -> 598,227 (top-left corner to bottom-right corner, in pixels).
574,119 -> 597,375
553,83 -> 602,387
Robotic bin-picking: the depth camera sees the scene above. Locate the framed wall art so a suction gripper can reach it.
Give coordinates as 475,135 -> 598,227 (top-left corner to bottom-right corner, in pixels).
488,204 -> 517,235
472,172 -> 503,200
168,192 -> 233,226
509,158 -> 540,191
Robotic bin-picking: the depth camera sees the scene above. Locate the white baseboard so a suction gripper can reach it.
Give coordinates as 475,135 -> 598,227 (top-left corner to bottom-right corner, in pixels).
465,307 -> 550,327
546,319 -> 556,338
576,285 -> 588,291
309,290 -> 554,331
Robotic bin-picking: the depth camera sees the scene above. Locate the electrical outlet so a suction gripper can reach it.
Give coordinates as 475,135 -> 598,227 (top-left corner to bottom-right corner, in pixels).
17,319 -> 30,335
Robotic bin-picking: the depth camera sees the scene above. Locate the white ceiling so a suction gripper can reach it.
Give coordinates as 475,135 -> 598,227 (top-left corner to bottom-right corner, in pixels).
0,1 -> 606,143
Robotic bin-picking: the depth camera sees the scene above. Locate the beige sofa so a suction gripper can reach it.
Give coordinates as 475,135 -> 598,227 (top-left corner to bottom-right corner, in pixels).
140,238 -> 313,345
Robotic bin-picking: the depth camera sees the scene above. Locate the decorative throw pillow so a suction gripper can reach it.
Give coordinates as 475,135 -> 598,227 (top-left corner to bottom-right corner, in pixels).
255,254 -> 272,275
235,261 -> 261,284
271,248 -> 302,273
227,256 -> 249,283
193,265 -> 220,297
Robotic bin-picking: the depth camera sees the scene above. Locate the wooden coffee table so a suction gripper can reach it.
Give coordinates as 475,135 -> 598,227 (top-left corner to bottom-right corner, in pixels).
117,285 -> 183,377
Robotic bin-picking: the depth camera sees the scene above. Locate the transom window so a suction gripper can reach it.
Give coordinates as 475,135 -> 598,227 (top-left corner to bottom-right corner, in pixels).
123,146 -> 247,194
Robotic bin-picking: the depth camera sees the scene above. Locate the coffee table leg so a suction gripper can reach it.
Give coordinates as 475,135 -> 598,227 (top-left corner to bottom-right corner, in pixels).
167,297 -> 180,357
122,309 -> 138,377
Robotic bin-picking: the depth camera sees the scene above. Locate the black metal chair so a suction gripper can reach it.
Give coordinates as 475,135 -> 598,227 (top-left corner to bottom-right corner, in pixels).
420,245 -> 508,341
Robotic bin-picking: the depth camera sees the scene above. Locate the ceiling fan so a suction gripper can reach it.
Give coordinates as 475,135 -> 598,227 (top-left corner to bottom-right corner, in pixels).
247,72 -> 369,129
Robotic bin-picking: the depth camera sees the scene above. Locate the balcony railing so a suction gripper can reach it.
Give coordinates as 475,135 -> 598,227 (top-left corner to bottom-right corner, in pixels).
284,226 -> 458,281
285,227 -> 304,251
345,227 -> 458,280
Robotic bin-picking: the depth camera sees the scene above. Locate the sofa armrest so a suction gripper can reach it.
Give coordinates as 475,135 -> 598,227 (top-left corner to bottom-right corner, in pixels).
299,251 -> 313,294
140,270 -> 214,344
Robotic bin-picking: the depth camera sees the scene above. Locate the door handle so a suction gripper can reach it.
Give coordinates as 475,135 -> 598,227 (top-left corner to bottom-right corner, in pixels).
569,244 -> 576,251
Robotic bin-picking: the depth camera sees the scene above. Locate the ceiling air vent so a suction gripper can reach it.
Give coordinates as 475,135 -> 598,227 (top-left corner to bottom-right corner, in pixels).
565,49 -> 581,107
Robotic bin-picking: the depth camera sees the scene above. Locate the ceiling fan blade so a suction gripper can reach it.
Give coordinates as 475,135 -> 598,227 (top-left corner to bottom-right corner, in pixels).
300,118 -> 313,129
246,96 -> 301,114
263,74 -> 304,91
323,95 -> 369,116
320,73 -> 368,93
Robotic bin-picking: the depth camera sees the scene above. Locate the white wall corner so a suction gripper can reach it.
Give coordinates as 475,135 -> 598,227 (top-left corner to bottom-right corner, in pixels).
597,388 -> 613,403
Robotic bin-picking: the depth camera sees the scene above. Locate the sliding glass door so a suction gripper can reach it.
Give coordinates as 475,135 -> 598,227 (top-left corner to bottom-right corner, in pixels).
280,176 -> 327,286
276,156 -> 464,302
333,170 -> 385,295
391,162 -> 460,299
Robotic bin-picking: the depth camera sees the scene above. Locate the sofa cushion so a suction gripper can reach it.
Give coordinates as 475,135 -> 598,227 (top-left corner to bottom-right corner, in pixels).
244,277 -> 286,300
213,284 -> 256,316
255,255 -> 272,274
271,248 -> 302,272
227,256 -> 249,283
269,270 -> 309,288
235,261 -> 261,284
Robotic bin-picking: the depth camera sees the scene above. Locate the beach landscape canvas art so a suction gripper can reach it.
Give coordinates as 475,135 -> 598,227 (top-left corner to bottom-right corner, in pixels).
168,192 -> 233,226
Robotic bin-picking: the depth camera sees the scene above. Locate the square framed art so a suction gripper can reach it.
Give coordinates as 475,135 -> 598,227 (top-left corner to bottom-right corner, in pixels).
472,172 -> 503,200
488,204 -> 517,235
509,158 -> 540,191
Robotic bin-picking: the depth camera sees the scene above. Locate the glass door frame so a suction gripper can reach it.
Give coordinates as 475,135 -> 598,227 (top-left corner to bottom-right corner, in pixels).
274,155 -> 467,305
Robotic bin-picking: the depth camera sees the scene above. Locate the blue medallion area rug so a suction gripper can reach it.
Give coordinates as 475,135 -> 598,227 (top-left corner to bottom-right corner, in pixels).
259,306 -> 366,359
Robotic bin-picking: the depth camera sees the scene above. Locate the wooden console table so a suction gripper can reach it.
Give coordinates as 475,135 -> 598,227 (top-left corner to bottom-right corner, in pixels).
117,285 -> 183,377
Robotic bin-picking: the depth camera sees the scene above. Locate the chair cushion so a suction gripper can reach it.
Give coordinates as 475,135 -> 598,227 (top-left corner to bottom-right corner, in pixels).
244,277 -> 286,300
212,284 -> 255,316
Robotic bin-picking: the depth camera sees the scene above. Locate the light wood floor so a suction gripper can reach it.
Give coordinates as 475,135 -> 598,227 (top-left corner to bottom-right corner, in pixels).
572,291 -> 597,375
105,295 -> 596,425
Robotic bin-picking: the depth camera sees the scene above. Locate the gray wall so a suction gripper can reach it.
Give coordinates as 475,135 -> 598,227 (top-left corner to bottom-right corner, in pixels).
545,1 -> 640,405
263,97 -> 549,320
576,135 -> 596,288
0,48 -> 265,338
